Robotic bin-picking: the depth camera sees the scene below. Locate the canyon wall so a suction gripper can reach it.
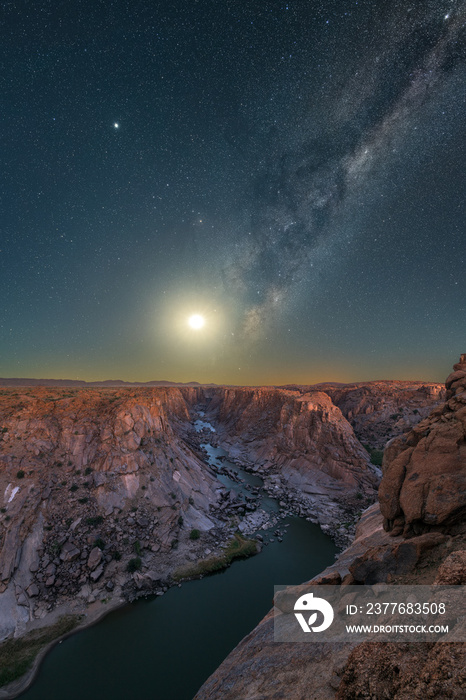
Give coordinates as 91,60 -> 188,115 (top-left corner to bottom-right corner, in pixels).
201,387 -> 380,537
284,380 -> 445,448
379,354 -> 466,537
194,358 -> 466,700
0,386 -> 219,643
0,375 -> 449,697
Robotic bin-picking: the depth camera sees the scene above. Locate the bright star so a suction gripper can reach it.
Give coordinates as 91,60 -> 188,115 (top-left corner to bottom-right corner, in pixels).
114,123 -> 119,129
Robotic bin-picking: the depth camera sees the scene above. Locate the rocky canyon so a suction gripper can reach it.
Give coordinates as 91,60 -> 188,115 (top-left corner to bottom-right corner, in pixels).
0,374 -> 449,697
195,357 -> 466,700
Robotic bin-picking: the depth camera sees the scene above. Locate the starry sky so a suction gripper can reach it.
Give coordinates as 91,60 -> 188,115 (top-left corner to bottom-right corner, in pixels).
1,0 -> 465,385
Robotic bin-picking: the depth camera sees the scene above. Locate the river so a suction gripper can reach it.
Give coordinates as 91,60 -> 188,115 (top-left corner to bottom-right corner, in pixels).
18,426 -> 338,700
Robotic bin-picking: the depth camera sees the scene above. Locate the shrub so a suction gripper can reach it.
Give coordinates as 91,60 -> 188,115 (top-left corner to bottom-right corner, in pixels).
94,538 -> 105,550
70,484 -> 79,492
50,541 -> 61,555
84,467 -> 92,475
363,445 -> 384,467
133,541 -> 142,556
85,515 -> 103,527
173,534 -> 257,581
189,529 -> 200,540
126,557 -> 141,573
16,471 -> 25,479
177,515 -> 184,526
0,615 -> 80,689
112,550 -> 122,561
78,497 -> 88,504
368,449 -> 383,467
171,539 -> 179,549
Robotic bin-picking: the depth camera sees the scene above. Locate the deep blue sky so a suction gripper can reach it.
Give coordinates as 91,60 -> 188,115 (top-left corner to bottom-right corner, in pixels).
1,0 -> 465,383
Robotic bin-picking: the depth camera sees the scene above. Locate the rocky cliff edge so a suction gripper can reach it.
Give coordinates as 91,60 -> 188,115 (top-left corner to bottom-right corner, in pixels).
194,357 -> 466,700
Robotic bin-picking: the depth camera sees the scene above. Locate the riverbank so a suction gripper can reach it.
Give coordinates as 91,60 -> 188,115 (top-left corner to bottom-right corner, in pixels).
10,515 -> 337,700
0,417 -> 333,699
0,526 -> 261,699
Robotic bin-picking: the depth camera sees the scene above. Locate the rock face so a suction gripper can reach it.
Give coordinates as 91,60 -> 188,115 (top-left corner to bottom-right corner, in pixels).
0,375 -> 452,696
379,355 -> 466,537
283,380 -> 445,448
209,387 -> 378,484
0,386 -> 221,642
197,387 -> 381,542
194,358 -> 466,700
198,383 -> 441,543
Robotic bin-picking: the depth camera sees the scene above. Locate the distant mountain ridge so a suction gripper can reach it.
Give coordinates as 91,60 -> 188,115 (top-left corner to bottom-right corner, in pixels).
0,378 -> 443,389
0,378 -> 218,387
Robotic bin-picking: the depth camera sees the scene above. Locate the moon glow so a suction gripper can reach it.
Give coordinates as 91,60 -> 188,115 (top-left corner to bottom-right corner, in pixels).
188,314 -> 205,330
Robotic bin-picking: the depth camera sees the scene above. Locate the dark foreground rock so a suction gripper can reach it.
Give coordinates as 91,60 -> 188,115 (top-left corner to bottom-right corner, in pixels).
379,353 -> 466,537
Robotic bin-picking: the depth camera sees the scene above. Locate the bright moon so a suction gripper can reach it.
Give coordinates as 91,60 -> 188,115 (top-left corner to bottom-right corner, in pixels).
188,314 -> 205,330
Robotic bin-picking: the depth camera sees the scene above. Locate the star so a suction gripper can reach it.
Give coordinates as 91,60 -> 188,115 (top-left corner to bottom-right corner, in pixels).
114,123 -> 119,129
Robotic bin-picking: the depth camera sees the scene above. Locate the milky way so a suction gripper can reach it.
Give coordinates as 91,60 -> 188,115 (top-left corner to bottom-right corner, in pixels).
224,2 -> 466,339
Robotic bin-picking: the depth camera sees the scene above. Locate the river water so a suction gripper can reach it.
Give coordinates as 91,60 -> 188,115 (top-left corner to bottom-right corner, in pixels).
18,427 -> 338,700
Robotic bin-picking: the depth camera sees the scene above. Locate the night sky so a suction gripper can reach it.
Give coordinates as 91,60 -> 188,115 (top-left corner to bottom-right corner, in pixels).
1,1 -> 465,385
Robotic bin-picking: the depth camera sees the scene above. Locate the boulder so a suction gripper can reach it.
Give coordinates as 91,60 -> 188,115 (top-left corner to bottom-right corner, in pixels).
60,541 -> 81,562
26,583 -> 39,597
349,532 -> 446,583
380,355 -> 466,536
90,564 -> 104,582
87,547 -> 103,571
434,550 -> 466,585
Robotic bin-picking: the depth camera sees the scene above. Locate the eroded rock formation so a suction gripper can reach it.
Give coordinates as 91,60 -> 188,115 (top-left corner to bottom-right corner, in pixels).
0,387 -> 220,643
283,380 -> 445,448
194,357 -> 466,700
200,387 -> 381,541
379,354 -> 466,537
